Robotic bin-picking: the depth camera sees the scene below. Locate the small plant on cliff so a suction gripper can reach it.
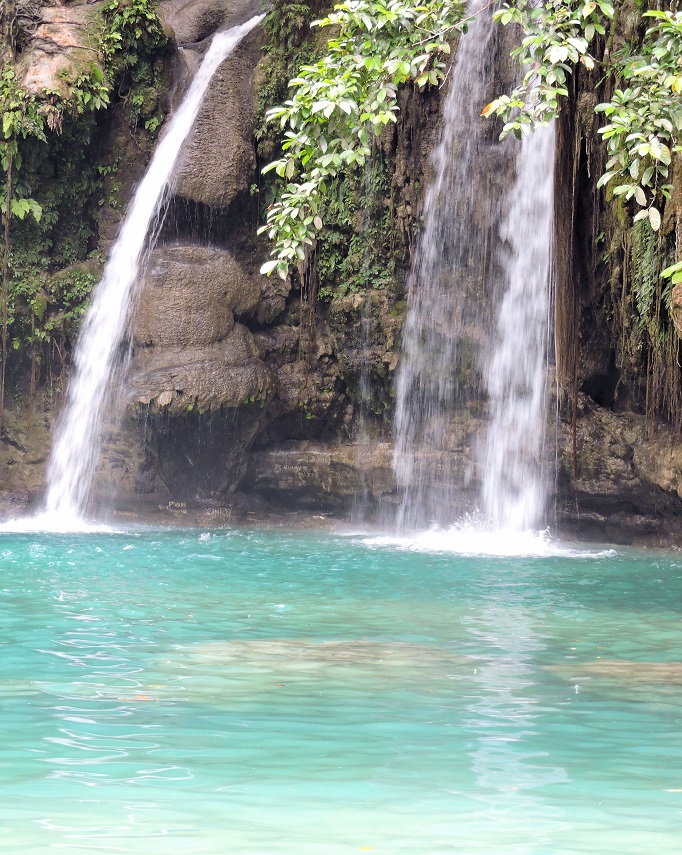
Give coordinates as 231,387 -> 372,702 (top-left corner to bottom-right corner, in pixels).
0,63 -> 46,429
0,0 -> 167,422
259,0 -> 467,279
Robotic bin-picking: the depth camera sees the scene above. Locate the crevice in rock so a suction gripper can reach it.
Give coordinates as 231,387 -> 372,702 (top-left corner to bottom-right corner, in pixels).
581,352 -> 620,409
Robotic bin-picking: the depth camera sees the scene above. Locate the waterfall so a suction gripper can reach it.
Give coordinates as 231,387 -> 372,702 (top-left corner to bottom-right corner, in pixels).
43,15 -> 264,523
393,0 -> 502,530
393,0 -> 556,535
481,125 -> 555,532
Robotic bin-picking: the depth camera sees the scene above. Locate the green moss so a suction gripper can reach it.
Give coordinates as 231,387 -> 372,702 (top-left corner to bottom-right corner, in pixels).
316,158 -> 400,302
255,1 -> 329,152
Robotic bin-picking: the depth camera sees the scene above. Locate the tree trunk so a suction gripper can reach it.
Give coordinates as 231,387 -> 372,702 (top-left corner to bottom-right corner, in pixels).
0,145 -> 13,434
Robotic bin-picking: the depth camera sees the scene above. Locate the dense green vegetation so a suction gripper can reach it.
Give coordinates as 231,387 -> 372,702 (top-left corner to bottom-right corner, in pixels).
0,0 -> 167,426
261,0 -> 681,274
255,0 -> 682,428
258,0 -> 466,278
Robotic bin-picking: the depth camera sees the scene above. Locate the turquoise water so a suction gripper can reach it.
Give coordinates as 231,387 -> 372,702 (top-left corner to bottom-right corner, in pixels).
1,528 -> 681,853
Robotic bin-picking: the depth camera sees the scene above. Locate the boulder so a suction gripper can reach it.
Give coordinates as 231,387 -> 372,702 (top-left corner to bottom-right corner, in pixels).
131,324 -> 274,411
17,3 -> 101,100
172,27 -> 261,208
556,395 -> 682,543
134,244 -> 260,348
159,0 -> 261,45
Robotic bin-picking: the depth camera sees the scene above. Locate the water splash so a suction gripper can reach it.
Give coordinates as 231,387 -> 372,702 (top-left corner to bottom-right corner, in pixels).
481,124 -> 556,532
43,16 -> 264,526
359,524 -> 616,559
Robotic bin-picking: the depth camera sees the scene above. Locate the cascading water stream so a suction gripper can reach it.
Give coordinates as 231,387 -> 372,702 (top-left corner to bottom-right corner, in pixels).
393,0 -> 556,538
481,124 -> 555,532
42,15 -> 264,523
393,0 -> 502,530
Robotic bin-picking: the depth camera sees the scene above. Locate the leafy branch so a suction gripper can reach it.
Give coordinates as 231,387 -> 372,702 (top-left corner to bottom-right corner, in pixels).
595,10 -> 682,233
259,0 -> 467,278
483,0 -> 614,137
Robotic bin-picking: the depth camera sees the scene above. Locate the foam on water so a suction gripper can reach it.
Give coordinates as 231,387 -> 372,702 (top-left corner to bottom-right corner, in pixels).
0,511 -> 118,534
360,523 -> 616,559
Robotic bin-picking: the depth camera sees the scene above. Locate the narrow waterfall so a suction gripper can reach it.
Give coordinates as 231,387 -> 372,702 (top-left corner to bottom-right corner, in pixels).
393,0 -> 502,530
43,16 -> 264,522
481,125 -> 555,532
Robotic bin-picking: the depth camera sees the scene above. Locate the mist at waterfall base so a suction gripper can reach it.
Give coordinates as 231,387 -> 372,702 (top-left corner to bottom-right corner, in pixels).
2,527 -> 682,854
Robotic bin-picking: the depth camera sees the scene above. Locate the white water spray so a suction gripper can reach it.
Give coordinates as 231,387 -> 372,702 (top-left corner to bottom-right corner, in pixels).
481,124 -> 555,532
43,16 -> 264,524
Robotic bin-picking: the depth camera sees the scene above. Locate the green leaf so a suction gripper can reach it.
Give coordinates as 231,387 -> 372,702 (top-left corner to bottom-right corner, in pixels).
662,261 -> 682,279
548,45 -> 569,64
597,171 -> 615,188
648,207 -> 661,231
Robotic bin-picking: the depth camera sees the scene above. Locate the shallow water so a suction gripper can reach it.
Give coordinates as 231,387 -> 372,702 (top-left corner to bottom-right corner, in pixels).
1,528 -> 681,853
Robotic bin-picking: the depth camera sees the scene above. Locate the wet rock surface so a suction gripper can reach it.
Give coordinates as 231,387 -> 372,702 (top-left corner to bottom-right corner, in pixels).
134,245 -> 260,348
158,0 -> 261,46
131,325 -> 274,412
556,395 -> 682,545
172,27 -> 261,208
244,441 -> 397,512
17,1 -> 101,98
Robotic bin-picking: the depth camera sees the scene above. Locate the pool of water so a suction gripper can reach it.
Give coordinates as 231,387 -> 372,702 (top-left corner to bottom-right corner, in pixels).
1,527 -> 681,853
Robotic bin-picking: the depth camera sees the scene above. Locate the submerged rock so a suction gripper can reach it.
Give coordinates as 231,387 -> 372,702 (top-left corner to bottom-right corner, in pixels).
551,659 -> 682,686
176,639 -> 467,669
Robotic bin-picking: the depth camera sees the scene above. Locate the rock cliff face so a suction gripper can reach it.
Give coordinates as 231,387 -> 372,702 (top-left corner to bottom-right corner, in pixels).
16,1 -> 100,97
122,1 -> 682,542
89,0 -> 419,517
4,0 -> 682,544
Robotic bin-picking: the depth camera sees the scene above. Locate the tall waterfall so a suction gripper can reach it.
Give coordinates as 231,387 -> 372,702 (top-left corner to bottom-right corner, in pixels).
393,0 -> 556,534
481,125 -> 555,532
393,0 -> 502,530
43,16 -> 264,522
